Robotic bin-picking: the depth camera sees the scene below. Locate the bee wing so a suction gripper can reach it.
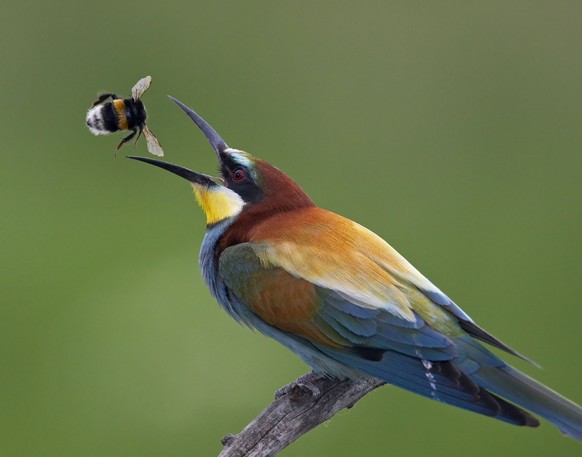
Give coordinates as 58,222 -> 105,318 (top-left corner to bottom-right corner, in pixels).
142,125 -> 164,157
131,76 -> 152,101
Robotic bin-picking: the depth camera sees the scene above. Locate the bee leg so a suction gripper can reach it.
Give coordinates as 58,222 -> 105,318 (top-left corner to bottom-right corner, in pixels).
133,129 -> 144,148
92,93 -> 120,107
116,129 -> 137,150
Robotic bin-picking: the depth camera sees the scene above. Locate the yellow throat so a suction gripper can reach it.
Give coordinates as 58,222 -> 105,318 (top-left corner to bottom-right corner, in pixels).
192,184 -> 245,225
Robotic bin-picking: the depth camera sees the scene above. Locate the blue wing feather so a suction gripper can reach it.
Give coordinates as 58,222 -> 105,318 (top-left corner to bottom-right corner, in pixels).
319,304 -> 377,338
314,344 -> 536,425
217,242 -> 582,434
322,291 -> 455,357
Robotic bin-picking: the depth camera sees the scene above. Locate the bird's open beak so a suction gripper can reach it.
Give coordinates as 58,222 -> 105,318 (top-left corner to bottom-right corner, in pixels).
128,97 -> 230,186
127,156 -> 219,187
168,96 -> 229,159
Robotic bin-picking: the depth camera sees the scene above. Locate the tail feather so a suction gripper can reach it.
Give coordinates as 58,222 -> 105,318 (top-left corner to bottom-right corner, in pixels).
473,364 -> 582,441
315,344 -> 540,426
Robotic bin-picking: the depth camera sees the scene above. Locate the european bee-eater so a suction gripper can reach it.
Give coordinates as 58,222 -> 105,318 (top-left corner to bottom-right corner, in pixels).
130,96 -> 582,441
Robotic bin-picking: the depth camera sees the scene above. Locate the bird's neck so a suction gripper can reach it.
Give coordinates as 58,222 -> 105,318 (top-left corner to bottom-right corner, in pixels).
218,198 -> 316,251
199,217 -> 246,321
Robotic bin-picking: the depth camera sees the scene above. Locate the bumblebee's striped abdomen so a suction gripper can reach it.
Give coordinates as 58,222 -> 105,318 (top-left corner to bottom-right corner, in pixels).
86,102 -> 121,135
113,99 -> 128,130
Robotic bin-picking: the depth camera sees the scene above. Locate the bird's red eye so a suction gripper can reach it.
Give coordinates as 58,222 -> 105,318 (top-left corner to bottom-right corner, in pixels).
232,168 -> 246,182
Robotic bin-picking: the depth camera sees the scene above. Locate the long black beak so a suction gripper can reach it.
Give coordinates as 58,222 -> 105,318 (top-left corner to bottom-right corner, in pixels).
168,96 -> 228,158
127,156 -> 218,187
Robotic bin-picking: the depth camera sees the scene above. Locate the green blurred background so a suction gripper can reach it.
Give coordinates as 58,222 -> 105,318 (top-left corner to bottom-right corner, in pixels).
1,1 -> 581,456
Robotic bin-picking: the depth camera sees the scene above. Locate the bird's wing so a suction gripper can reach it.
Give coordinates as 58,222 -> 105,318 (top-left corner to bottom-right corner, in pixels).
218,239 -> 538,426
224,207 -> 528,360
219,241 -> 456,360
248,207 -> 465,323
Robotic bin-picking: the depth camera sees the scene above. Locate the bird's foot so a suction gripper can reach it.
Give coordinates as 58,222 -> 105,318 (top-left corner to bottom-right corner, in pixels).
275,371 -> 322,401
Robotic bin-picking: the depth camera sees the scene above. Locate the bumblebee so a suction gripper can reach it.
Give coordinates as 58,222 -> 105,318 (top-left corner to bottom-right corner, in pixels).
86,76 -> 163,156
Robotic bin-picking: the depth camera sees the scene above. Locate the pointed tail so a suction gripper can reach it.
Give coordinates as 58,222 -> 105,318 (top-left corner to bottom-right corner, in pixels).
473,364 -> 582,441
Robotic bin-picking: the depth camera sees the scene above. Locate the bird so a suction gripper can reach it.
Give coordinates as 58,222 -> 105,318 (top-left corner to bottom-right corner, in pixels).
129,96 -> 582,441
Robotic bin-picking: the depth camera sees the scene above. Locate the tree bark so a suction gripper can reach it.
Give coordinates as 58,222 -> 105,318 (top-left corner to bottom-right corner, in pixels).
218,372 -> 385,457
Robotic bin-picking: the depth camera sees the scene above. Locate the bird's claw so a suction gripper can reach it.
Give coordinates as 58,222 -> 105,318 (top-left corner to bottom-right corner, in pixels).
275,372 -> 322,401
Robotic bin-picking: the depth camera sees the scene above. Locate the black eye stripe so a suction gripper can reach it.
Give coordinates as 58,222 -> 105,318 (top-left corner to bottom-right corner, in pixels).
222,165 -> 263,204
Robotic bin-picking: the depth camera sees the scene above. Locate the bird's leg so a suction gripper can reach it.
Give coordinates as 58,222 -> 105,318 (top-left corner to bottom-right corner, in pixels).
275,371 -> 323,400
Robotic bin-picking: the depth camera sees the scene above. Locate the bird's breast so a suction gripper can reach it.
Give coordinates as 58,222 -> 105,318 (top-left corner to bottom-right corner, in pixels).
199,217 -> 249,324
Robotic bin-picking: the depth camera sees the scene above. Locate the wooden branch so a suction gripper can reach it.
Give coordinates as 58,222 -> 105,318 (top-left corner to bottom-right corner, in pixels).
218,372 -> 385,457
